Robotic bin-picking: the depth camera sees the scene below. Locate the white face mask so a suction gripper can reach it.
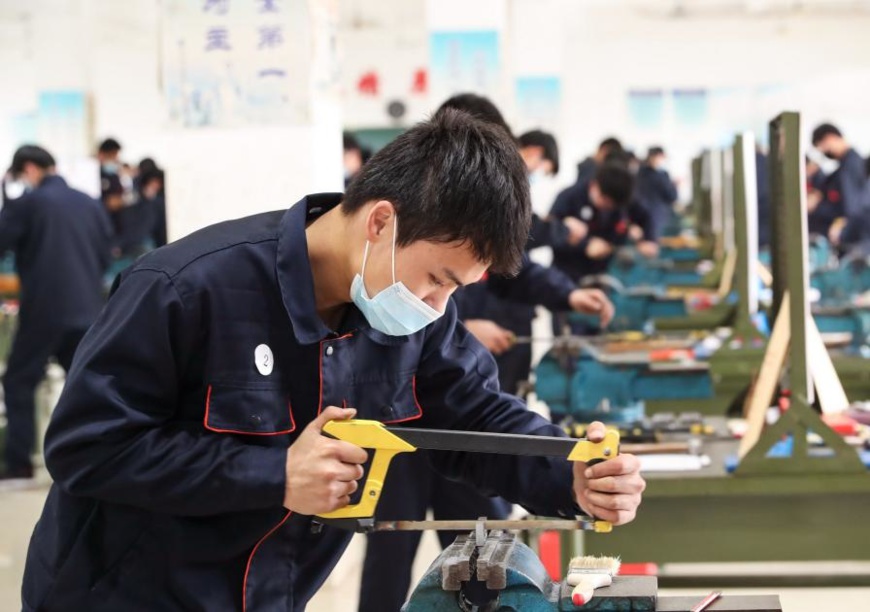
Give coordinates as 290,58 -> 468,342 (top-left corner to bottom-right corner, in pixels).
350,216 -> 443,336
529,168 -> 549,185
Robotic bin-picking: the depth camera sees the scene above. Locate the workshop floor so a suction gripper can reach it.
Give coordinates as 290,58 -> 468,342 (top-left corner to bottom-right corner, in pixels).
2,484 -> 870,611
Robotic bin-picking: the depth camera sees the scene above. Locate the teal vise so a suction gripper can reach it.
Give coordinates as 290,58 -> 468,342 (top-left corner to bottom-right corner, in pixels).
403,531 -> 656,612
535,347 -> 713,423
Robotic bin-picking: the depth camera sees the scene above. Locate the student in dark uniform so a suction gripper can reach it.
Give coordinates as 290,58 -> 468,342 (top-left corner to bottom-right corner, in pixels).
550,163 -> 635,282
807,157 -> 844,239
575,137 -> 624,186
138,160 -> 168,248
0,146 -> 112,482
635,146 -> 678,241
358,97 -> 615,612
549,163 -> 635,334
755,148 -> 772,249
97,138 -> 125,215
812,123 -> 870,251
23,110 -> 644,612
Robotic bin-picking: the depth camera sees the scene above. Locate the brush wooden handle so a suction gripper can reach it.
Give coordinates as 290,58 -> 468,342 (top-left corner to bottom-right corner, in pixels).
570,574 -> 612,607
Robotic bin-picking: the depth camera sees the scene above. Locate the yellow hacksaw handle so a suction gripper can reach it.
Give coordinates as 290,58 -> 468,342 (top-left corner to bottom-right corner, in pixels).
317,419 -> 619,533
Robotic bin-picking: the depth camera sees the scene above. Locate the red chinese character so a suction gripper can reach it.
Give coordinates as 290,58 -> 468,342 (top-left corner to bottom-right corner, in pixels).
411,68 -> 428,94
357,71 -> 379,96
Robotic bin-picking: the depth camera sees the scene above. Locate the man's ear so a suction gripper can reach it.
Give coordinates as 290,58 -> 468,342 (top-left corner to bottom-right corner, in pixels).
364,200 -> 396,243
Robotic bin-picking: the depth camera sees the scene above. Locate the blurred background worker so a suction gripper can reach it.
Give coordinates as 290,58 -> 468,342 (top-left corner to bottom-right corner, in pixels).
811,123 -> 870,252
806,156 -> 844,240
548,163 -> 636,334
635,146 -> 678,241
97,137 -> 128,215
575,137 -> 625,186
343,131 -> 367,186
0,145 -> 112,482
520,129 -> 560,181
136,158 -> 168,249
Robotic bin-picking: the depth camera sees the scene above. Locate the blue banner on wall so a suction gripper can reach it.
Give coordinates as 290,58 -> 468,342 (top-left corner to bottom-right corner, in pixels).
429,31 -> 500,100
516,76 -> 561,128
673,89 -> 709,127
628,89 -> 665,130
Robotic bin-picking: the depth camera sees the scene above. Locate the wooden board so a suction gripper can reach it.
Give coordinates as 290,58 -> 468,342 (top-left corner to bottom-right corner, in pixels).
806,317 -> 849,415
738,293 -> 790,459
717,249 -> 737,298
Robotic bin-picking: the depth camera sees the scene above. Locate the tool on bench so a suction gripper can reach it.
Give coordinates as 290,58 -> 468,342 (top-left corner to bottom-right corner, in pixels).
312,419 -> 620,534
691,591 -> 723,612
402,528 -> 779,611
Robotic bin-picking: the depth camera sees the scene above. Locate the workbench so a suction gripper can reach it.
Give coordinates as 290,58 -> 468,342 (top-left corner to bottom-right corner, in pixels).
583,430 -> 870,585
403,530 -> 783,611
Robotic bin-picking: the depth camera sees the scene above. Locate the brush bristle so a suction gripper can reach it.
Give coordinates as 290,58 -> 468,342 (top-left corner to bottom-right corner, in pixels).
567,555 -> 621,575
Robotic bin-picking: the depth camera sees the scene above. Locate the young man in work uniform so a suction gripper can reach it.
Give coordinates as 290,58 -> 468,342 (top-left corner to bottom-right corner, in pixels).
22,109 -> 644,611
359,96 -> 615,612
812,123 -> 870,252
0,145 -> 112,483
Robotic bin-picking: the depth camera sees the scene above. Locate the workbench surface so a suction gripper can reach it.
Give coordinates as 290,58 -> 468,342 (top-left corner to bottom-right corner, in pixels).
656,595 -> 781,611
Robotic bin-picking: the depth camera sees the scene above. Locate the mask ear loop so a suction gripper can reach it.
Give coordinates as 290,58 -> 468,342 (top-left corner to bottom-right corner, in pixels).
360,240 -> 372,280
391,214 -> 398,284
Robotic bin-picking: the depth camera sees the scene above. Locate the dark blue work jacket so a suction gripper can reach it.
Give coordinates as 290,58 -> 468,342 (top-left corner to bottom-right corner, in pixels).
549,180 -> 629,281
453,254 -> 575,336
23,194 -> 578,612
0,175 -> 111,332
833,149 -> 870,247
635,165 -> 677,240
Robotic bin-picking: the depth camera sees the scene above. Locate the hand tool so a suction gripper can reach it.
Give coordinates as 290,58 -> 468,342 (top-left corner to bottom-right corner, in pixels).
314,419 -> 619,533
566,555 -> 621,607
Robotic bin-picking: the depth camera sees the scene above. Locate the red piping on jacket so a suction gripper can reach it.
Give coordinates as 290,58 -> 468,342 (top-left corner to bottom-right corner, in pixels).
380,375 -> 424,424
242,510 -> 292,612
203,385 -> 296,436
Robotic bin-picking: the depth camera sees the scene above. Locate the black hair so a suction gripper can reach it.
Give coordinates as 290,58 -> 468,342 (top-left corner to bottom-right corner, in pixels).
437,93 -> 513,138
593,163 -> 635,207
139,157 -> 159,175
98,138 -> 122,154
811,123 -> 842,146
518,130 -> 559,174
603,149 -> 631,169
647,146 -> 665,159
139,168 -> 164,187
343,132 -> 361,152
11,144 -> 56,174
343,108 -> 530,275
598,137 -> 623,155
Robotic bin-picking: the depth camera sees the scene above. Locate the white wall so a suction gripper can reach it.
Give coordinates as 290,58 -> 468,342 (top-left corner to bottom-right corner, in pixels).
3,0 -> 869,224
551,1 -> 870,189
0,0 -> 343,240
336,0 -> 870,195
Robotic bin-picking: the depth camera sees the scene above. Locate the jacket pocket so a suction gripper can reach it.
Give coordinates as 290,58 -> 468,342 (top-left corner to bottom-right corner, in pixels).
204,382 -> 296,435
351,372 -> 422,424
